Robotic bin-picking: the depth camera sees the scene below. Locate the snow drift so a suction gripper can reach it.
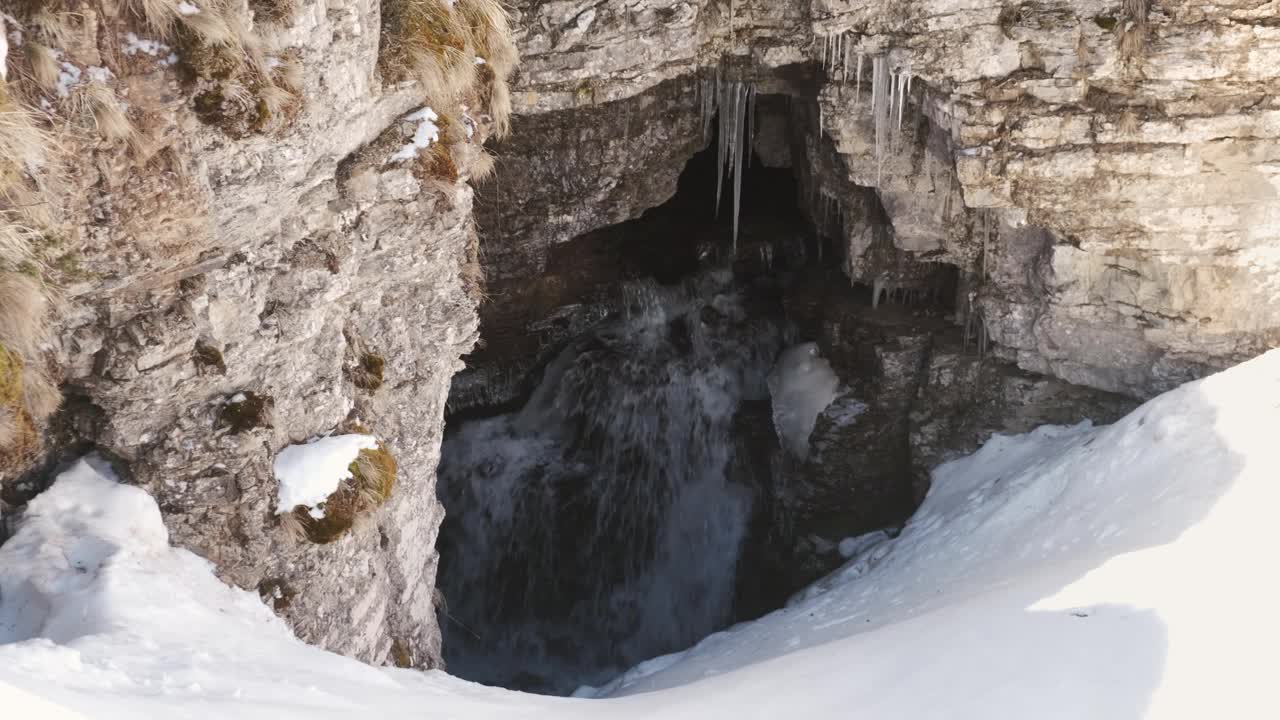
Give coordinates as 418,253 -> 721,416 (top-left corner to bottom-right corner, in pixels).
2,349 -> 1279,719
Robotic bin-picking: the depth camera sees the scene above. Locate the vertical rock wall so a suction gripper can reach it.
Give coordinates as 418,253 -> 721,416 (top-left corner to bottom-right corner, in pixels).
2,0 -> 501,668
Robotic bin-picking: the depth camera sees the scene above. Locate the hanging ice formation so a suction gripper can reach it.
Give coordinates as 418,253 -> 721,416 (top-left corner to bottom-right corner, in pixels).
700,68 -> 755,252
820,31 -> 915,183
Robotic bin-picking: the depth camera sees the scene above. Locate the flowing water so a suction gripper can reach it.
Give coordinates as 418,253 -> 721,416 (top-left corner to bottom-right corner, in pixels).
436,267 -> 785,694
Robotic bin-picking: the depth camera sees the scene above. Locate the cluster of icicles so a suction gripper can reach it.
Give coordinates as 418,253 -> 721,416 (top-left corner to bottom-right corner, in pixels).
819,32 -> 914,183
698,69 -> 756,252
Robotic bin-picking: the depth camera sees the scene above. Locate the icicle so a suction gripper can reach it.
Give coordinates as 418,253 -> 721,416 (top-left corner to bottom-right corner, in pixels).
715,84 -> 727,218
842,35 -> 849,83
855,53 -> 864,108
822,35 -> 829,71
747,87 -> 756,169
837,33 -> 843,79
871,56 -> 890,183
897,72 -> 908,130
733,85 -> 746,252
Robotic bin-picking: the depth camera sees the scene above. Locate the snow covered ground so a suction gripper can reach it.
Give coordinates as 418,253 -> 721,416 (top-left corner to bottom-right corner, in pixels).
2,349 -> 1278,719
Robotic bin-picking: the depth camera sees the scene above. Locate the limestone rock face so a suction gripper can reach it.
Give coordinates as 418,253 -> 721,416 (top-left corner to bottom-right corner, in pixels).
8,0 -> 486,668
808,0 -> 1280,396
483,0 -> 1280,404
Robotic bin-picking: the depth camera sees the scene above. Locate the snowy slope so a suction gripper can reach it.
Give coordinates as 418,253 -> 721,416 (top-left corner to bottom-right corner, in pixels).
3,350 -> 1279,719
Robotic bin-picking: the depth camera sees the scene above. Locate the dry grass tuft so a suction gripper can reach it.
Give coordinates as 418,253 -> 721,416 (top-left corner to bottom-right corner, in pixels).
1124,0 -> 1149,25
250,0 -> 299,25
0,272 -> 47,360
488,75 -> 511,138
114,0 -> 302,137
469,147 -> 496,182
27,7 -> 77,48
0,346 -> 41,476
0,19 -> 64,475
1117,23 -> 1146,61
69,83 -> 137,143
26,44 -> 61,94
21,365 -> 61,422
1118,110 -> 1139,136
1117,0 -> 1150,63
290,441 -> 398,544
380,0 -> 518,138
123,0 -> 187,37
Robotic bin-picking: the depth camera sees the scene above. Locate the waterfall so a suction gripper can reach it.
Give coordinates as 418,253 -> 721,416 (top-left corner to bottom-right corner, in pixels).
437,268 -> 783,695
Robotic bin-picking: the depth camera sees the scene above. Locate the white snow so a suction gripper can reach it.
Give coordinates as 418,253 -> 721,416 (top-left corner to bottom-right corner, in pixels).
121,33 -> 172,61
86,66 -> 113,84
55,62 -> 81,98
767,342 -> 840,458
3,349 -> 1280,719
0,17 -> 8,82
272,434 -> 378,516
837,529 -> 891,559
389,107 -> 440,163
177,2 -> 202,15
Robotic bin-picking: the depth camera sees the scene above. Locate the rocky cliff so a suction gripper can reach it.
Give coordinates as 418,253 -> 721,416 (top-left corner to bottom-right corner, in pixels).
2,0 -> 1278,676
0,0 -> 513,669
473,0 -> 1280,402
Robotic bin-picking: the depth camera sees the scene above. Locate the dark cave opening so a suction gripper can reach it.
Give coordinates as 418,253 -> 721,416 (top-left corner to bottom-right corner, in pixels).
436,106 -> 953,696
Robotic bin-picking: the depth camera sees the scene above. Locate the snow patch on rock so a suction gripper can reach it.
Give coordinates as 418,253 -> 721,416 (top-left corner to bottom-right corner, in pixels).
389,107 -> 440,163
273,434 -> 377,516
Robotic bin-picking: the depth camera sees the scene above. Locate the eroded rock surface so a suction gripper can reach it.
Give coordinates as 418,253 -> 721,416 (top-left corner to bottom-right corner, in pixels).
4,0 -> 493,668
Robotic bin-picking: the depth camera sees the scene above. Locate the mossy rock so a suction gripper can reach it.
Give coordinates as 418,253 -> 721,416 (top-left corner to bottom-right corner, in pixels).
390,638 -> 414,669
0,347 -> 22,407
220,391 -> 274,433
422,143 -> 459,182
257,578 -> 297,611
1094,15 -> 1119,31
348,352 -> 385,391
0,346 -> 38,475
250,0 -> 298,23
293,443 -> 398,544
194,342 -> 227,375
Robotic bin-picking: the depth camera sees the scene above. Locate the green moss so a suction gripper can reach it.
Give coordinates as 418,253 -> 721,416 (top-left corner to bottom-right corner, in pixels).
257,578 -> 297,611
0,346 -> 37,474
293,442 -> 398,544
0,346 -> 22,406
390,639 -> 414,668
250,0 -> 298,23
52,252 -> 92,281
192,87 -> 227,119
251,97 -> 273,133
219,391 -> 273,433
175,27 -> 243,83
422,143 -> 459,182
575,79 -> 596,105
349,352 -> 385,391
193,342 -> 227,375
1094,15 -> 1119,31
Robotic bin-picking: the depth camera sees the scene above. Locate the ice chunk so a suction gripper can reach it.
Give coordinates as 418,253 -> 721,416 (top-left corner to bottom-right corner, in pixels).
768,342 -> 840,459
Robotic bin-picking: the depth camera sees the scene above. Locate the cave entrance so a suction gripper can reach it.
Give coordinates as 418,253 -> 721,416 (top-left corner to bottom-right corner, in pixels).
434,100 -> 942,696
